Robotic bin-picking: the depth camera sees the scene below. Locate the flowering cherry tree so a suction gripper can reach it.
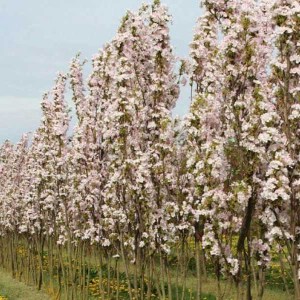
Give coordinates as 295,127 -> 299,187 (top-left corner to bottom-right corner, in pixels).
0,1 -> 299,299
267,0 -> 300,297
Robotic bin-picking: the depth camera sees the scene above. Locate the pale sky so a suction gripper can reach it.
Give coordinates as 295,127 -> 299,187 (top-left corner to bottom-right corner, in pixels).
0,0 -> 201,143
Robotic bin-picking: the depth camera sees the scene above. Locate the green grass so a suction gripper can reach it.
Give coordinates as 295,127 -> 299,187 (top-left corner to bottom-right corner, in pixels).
83,263 -> 290,300
0,269 -> 50,300
0,248 -> 295,300
0,264 -> 293,300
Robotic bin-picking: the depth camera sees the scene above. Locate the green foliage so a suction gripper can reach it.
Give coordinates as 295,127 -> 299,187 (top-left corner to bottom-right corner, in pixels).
275,15 -> 287,26
241,16 -> 251,31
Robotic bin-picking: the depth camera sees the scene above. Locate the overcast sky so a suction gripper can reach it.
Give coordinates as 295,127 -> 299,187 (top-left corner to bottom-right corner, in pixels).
0,0 -> 201,143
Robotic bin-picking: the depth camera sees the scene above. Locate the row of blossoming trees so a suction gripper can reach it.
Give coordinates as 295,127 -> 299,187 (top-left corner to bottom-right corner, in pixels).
0,0 -> 299,299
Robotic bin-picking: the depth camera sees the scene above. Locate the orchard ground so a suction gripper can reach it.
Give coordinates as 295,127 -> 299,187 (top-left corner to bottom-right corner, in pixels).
0,262 -> 293,300
0,268 -> 50,300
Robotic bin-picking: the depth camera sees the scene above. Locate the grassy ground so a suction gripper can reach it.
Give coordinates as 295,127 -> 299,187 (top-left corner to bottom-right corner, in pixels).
85,261 -> 292,300
0,262 -> 293,300
0,269 -> 50,300
182,276 -> 293,300
0,269 -> 293,300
